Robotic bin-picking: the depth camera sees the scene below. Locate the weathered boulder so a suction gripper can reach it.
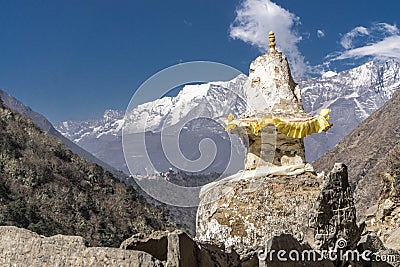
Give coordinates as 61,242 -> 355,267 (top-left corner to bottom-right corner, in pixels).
364,199 -> 400,251
385,228 -> 400,251
120,231 -> 169,262
358,234 -> 387,253
0,226 -> 163,266
0,225 -> 243,267
122,229 -> 241,267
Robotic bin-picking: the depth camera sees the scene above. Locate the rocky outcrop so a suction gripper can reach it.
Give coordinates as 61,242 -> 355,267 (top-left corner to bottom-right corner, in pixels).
364,199 -> 400,251
0,226 -> 164,266
305,163 -> 361,251
120,231 -> 170,262
339,141 -> 399,267
362,151 -> 400,252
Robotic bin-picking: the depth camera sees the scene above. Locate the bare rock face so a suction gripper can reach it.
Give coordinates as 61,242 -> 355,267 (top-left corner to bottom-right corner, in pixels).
120,231 -> 169,262
0,226 -> 163,266
363,159 -> 400,252
356,234 -> 400,267
121,229 -> 241,267
304,163 -> 361,251
196,171 -> 322,251
364,200 -> 400,251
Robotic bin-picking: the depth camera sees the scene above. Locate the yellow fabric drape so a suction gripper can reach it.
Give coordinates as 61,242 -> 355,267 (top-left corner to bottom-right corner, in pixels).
225,109 -> 332,138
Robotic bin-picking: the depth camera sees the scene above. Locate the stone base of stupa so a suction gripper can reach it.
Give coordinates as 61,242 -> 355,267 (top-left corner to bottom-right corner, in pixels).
236,125 -> 306,171
196,168 -> 320,253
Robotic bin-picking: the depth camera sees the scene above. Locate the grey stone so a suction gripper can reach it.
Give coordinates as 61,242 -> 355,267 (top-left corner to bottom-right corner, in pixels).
376,199 -> 396,221
122,229 -> 241,267
365,204 -> 379,219
385,227 -> 400,251
120,231 -> 169,261
358,234 -> 387,253
0,226 -> 164,267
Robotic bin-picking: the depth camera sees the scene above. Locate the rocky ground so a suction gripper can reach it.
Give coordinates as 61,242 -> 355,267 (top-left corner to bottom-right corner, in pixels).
3,163 -> 398,266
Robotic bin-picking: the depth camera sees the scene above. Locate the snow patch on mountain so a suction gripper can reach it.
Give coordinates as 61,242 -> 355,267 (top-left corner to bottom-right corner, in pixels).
322,71 -> 337,78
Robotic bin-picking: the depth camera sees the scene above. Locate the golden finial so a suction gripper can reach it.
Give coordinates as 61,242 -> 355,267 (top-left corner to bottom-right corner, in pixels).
269,31 -> 276,52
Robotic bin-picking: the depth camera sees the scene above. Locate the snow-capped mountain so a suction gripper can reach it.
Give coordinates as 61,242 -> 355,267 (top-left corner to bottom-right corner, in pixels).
123,75 -> 247,134
56,60 -> 400,173
57,75 -> 248,173
301,59 -> 400,161
57,109 -> 125,143
56,109 -> 126,171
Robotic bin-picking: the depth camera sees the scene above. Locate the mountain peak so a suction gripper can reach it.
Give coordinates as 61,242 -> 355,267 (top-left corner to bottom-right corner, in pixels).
103,109 -> 124,121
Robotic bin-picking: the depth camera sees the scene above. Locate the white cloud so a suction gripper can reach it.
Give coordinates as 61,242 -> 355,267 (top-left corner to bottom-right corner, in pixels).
229,0 -> 308,77
317,29 -> 325,38
340,26 -> 369,49
336,36 -> 400,60
334,23 -> 400,61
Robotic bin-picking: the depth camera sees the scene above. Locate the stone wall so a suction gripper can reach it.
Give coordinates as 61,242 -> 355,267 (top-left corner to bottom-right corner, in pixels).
0,226 -> 241,267
0,226 -> 163,266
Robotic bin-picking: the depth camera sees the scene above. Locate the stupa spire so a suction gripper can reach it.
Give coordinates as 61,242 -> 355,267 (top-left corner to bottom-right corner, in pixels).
269,31 -> 276,52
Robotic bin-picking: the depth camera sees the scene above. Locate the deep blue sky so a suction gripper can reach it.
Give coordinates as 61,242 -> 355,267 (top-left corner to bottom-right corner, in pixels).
0,0 -> 399,123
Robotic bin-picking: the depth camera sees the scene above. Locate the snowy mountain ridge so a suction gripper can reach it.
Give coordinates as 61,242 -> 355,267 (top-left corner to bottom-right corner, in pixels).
55,59 -> 400,172
58,109 -> 125,143
302,60 -> 400,116
302,59 -> 400,161
58,75 -> 247,143
123,75 -> 247,134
